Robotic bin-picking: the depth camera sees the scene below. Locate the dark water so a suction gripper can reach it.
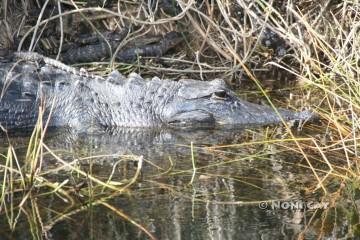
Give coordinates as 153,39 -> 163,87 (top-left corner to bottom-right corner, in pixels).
0,126 -> 358,239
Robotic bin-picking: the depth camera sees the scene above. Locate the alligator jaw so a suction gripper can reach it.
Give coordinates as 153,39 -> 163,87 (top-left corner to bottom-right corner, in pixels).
209,100 -> 314,126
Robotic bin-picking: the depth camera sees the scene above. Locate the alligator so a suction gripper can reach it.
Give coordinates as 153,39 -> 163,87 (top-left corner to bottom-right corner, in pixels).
0,51 -> 313,131
59,31 -> 183,64
32,29 -> 182,64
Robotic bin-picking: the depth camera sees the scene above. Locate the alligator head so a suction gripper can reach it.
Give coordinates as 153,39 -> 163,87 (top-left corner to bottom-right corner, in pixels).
161,79 -> 313,128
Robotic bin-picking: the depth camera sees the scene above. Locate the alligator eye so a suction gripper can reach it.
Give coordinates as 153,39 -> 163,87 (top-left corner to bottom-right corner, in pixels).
212,91 -> 227,100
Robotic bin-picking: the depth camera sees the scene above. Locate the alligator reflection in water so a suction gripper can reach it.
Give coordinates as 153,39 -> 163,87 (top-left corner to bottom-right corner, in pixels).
0,126 -> 340,239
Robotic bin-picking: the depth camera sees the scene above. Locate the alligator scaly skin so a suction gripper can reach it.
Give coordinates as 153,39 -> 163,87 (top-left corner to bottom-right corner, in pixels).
0,51 -> 313,131
14,51 -> 102,80
60,29 -> 129,64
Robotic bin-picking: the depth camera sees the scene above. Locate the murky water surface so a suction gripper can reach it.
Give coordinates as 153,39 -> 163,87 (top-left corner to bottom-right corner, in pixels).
0,126 -> 358,239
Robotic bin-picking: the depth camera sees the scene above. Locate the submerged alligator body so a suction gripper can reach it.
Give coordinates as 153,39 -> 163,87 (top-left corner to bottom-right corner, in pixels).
0,52 -> 312,131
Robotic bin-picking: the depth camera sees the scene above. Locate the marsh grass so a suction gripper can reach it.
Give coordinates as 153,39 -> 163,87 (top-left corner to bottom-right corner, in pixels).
0,119 -> 151,238
1,0 -> 360,238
